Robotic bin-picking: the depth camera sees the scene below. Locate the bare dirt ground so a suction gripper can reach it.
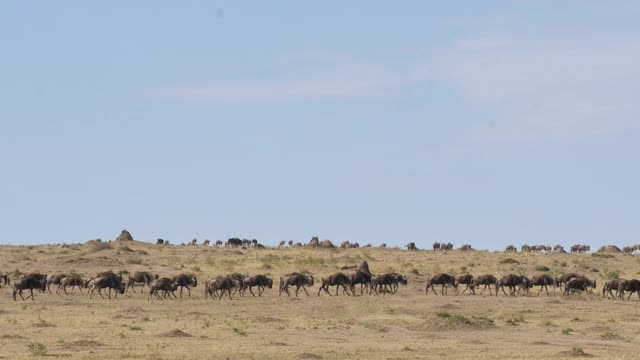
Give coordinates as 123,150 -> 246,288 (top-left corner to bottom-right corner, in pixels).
1,241 -> 640,359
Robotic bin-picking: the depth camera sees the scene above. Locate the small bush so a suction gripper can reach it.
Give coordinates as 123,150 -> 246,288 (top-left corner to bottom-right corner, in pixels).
562,328 -> 574,335
500,258 -> 519,264
535,265 -> 550,272
27,342 -> 48,357
129,326 -> 143,331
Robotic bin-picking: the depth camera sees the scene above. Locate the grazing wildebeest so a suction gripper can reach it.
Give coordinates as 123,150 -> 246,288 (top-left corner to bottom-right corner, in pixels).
13,276 -> 47,301
553,244 -> 566,253
59,275 -> 91,295
203,239 -> 210,246
564,277 -> 596,295
556,273 -> 580,291
459,244 -> 473,252
530,274 -> 556,296
89,276 -> 125,299
521,244 -> 531,252
279,240 -> 286,248
497,274 -> 524,296
441,243 -> 453,251
349,271 -> 373,294
455,274 -> 474,295
148,278 -> 179,301
216,240 -> 223,247
172,274 -> 197,298
204,276 -> 235,300
603,279 -> 624,299
279,272 -> 314,297
425,273 -> 455,295
472,274 -> 498,295
127,271 -> 158,293
405,242 -> 417,250
243,274 -> 273,296
318,272 -> 352,296
617,279 -> 640,300
505,245 -> 517,252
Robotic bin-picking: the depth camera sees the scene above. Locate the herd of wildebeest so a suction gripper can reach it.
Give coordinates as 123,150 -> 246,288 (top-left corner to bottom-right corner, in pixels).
3,260 -> 640,303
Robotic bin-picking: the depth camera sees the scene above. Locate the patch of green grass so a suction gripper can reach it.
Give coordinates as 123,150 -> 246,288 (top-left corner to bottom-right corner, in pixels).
500,258 -> 519,264
27,342 -> 48,357
535,265 -> 550,272
129,326 -> 143,331
562,328 -> 574,335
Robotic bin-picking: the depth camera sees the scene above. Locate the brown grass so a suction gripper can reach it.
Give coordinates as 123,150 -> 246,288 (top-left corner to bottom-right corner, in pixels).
1,241 -> 640,359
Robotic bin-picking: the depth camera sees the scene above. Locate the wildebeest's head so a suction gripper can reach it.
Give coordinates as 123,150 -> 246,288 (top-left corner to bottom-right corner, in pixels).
192,276 -> 198,287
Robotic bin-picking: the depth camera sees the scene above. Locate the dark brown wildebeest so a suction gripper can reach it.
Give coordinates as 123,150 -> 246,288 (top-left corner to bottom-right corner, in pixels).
156,239 -> 164,245
279,272 -> 314,297
530,274 -> 556,296
405,242 -> 417,251
505,245 -> 517,252
617,279 -> 640,300
13,276 -> 47,301
59,275 -> 91,295
172,274 -> 197,298
516,276 -> 533,295
564,277 -> 596,295
433,242 -> 440,251
243,274 -> 272,296
225,273 -> 246,297
603,279 -> 624,299
204,276 -> 235,300
497,274 -> 524,296
89,276 -> 125,299
459,244 -> 473,252
148,278 -> 179,301
279,240 -> 286,248
371,273 -> 407,295
472,274 -> 498,295
203,239 -> 210,246
127,271 -> 158,293
317,272 -> 351,296
455,274 -> 474,295
425,273 -> 455,295
216,240 -> 223,247
349,271 -> 373,294
556,273 -> 580,291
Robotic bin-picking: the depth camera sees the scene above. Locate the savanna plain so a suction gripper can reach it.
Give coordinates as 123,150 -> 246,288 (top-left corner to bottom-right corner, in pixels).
1,241 -> 640,360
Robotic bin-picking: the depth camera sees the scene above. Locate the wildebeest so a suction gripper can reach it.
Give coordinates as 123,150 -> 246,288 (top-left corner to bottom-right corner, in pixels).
459,244 -> 473,252
317,272 -> 351,296
505,245 -> 517,252
556,273 -> 580,291
89,276 -> 125,299
405,242 -> 417,251
46,274 -> 68,294
279,272 -> 314,297
564,277 -> 596,295
13,275 -> 47,301
433,242 -> 440,251
425,273 -> 455,295
497,274 -> 525,296
349,271 -> 373,294
603,279 -> 624,299
205,276 -> 235,300
617,279 -> 640,300
530,274 -> 556,296
570,244 -> 590,253
172,274 -> 197,298
59,275 -> 91,295
225,273 -> 246,297
372,273 -> 407,295
148,278 -> 179,301
521,244 -> 531,252
472,274 -> 498,295
455,274 -> 474,295
127,271 -> 158,293
243,274 -> 273,296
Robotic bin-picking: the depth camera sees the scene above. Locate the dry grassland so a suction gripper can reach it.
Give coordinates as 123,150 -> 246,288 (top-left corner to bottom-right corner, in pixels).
1,241 -> 640,359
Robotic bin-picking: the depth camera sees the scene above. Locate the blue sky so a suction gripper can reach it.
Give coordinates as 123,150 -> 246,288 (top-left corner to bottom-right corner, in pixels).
1,2 -> 639,249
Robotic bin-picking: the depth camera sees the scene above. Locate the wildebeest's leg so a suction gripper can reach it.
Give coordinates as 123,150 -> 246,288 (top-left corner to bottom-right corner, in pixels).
249,286 -> 257,297
63,286 -> 69,295
301,285 -> 309,296
185,286 -> 191,297
28,288 -> 35,300
18,289 -> 26,301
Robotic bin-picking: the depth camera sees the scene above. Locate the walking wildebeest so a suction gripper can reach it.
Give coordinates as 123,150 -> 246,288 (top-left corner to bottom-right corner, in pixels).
317,272 -> 351,296
172,274 -> 197,298
279,272 -> 314,297
564,277 -> 596,295
455,274 -> 474,295
530,274 -> 556,296
13,276 -> 47,301
556,273 -> 580,291
349,271 -> 373,295
59,275 -> 91,295
617,279 -> 640,300
603,279 -> 624,299
204,276 -> 235,300
425,273 -> 455,295
148,278 -> 179,301
89,276 -> 125,299
497,274 -> 525,296
472,274 -> 498,295
46,274 -> 67,294
127,271 -> 158,293
243,274 -> 272,297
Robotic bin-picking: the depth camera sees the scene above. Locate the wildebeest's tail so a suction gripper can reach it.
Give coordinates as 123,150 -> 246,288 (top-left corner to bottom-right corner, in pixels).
278,277 -> 284,296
